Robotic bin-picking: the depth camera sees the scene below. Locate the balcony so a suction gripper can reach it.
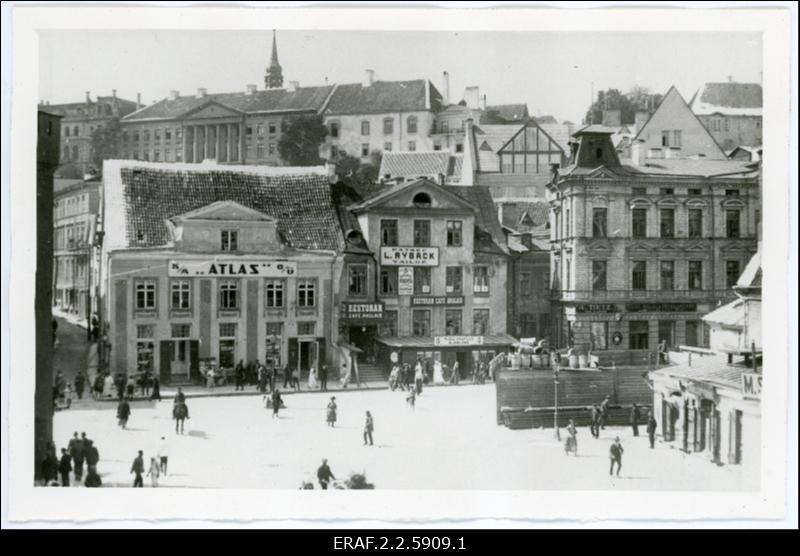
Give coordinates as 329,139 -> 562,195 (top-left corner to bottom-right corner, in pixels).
552,289 -> 738,302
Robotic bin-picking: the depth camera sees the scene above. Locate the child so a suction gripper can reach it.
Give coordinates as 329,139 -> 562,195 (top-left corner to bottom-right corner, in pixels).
406,388 -> 416,410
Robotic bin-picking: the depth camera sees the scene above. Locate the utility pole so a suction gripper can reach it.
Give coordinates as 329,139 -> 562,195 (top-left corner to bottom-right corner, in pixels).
552,353 -> 561,441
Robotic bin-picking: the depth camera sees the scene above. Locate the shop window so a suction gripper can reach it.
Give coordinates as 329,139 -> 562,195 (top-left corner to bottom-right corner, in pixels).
221,230 -> 238,252
414,267 -> 431,294
219,280 -> 239,310
413,219 -> 430,246
629,321 -> 649,350
472,309 -> 490,335
591,322 -> 608,350
631,261 -> 647,291
136,325 -> 155,373
380,310 -> 398,337
170,280 -> 191,310
688,260 -> 703,290
297,321 -> 316,336
660,261 -> 675,291
660,208 -> 675,238
592,260 -> 607,291
135,280 -> 157,310
632,208 -> 647,238
171,324 -> 191,338
473,266 -> 490,294
264,279 -> 285,308
412,309 -> 431,337
726,260 -> 741,289
379,267 -> 397,295
592,208 -> 607,237
445,266 -> 463,294
348,264 -> 368,296
380,219 -> 398,246
297,279 -> 316,307
726,210 -> 740,238
219,323 -> 237,370
688,209 -> 703,238
446,220 -> 463,246
445,309 -> 462,335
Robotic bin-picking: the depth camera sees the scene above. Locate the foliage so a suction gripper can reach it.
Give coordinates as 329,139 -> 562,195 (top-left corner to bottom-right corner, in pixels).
584,87 -> 663,126
277,115 -> 328,166
90,117 -> 124,174
334,150 -> 383,198
345,472 -> 375,490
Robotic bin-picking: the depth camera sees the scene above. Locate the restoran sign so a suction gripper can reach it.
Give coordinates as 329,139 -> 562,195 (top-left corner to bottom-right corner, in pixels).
169,260 -> 297,277
434,336 -> 484,347
380,246 -> 439,267
341,302 -> 384,321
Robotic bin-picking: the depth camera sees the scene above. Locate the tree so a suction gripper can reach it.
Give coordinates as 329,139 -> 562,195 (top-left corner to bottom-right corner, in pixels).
90,117 -> 124,174
584,87 -> 663,126
334,150 -> 383,198
277,115 -> 328,166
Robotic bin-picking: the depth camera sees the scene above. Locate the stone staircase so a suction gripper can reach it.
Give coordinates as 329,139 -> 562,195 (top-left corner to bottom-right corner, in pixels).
356,364 -> 387,384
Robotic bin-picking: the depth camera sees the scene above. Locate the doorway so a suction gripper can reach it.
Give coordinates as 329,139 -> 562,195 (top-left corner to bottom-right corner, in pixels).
298,339 -> 318,378
348,326 -> 377,364
171,339 -> 192,379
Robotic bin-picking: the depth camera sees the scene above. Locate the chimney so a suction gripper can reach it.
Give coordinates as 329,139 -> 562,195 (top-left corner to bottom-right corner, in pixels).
287,81 -> 299,92
634,111 -> 649,134
136,93 -> 142,109
442,71 -> 450,105
112,89 -> 117,99
85,91 -> 91,103
727,75 -> 733,82
480,94 -> 487,111
196,88 -> 207,98
602,109 -> 621,127
245,84 -> 257,95
363,69 -> 375,87
169,90 -> 180,100
464,86 -> 480,110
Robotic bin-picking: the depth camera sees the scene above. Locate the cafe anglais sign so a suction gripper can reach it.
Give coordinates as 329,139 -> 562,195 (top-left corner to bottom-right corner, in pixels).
169,259 -> 297,277
380,246 -> 439,267
341,302 -> 385,321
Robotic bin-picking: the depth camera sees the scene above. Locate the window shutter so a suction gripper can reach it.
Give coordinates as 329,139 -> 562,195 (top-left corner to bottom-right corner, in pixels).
190,341 -> 200,381
727,410 -> 736,464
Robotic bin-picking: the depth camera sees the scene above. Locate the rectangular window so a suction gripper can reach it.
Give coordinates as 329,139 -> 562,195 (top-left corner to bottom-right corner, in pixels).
660,261 -> 675,290
407,117 -> 418,134
171,324 -> 191,338
137,324 -> 155,339
631,261 -> 647,290
408,141 -> 416,151
268,122 -> 277,134
688,188 -> 702,196
219,280 -> 239,309
660,208 -> 675,238
685,321 -> 700,347
592,260 -> 607,291
135,280 -> 157,310
268,143 -> 276,155
591,322 -> 608,350
361,144 -> 370,157
383,142 -> 393,152
170,279 -> 191,309
383,118 -> 394,135
688,260 -> 703,290
297,321 -> 316,336
445,266 -> 463,294
165,147 -> 171,161
219,323 -> 237,338
725,189 -> 740,197
361,121 -> 370,136
629,320 -> 650,350
175,147 -> 183,161
348,264 -> 368,296
433,144 -> 442,151
520,272 -> 531,297
455,143 -> 464,153
688,209 -> 703,238
380,219 -> 398,246
257,124 -> 265,137
445,309 -> 462,335
632,208 -> 647,238
412,309 -> 431,337
673,130 -> 682,147
726,260 -> 740,289
264,279 -> 285,308
165,129 -> 172,141
256,144 -> 265,158
221,230 -> 238,251
266,321 -> 283,338
246,126 -> 253,137
297,279 -> 316,307
661,131 -> 670,147
446,220 -> 463,246
153,150 -> 161,162
473,266 -> 490,294
329,121 -> 339,138
380,310 -> 398,337
176,128 -> 183,140
658,321 -> 675,348
472,309 -> 490,335
414,267 -> 431,294
379,267 -> 398,296
154,128 -> 161,141
592,208 -> 607,238
413,220 -> 430,246
726,210 -> 740,238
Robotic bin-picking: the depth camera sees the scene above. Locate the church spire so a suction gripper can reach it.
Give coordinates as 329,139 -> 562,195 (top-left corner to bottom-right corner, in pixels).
265,29 -> 284,89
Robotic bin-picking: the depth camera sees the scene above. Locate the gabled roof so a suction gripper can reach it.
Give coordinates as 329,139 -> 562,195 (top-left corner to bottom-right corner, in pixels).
122,86 -> 334,121
499,201 -> 550,232
103,160 -> 343,252
536,122 -> 573,152
691,82 -> 762,116
324,80 -> 442,116
379,151 -> 461,181
170,200 -> 276,223
349,177 -> 474,213
702,299 -> 745,328
472,124 -> 521,172
735,250 -> 761,289
484,104 -> 530,123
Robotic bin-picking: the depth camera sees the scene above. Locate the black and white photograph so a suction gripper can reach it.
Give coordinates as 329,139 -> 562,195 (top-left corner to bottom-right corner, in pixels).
2,3 -> 796,526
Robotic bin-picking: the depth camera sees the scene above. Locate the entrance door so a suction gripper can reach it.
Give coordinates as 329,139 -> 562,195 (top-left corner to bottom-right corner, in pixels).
171,339 -> 192,379
348,326 -> 376,364
629,321 -> 650,350
298,339 -> 318,380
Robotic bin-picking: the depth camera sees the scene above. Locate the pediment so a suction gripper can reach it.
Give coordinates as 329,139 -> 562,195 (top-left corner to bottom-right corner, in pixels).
479,141 -> 493,151
364,179 -> 475,212
628,197 -> 652,208
685,242 -> 711,252
172,201 -> 276,223
685,199 -> 708,208
590,194 -> 610,206
656,198 -> 681,207
720,241 -> 755,253
586,241 -> 612,252
720,198 -> 746,209
183,100 -> 243,120
628,242 -> 653,252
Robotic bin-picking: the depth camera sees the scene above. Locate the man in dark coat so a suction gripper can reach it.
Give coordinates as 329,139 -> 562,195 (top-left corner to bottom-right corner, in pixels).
317,458 -> 336,490
363,411 -> 374,446
271,389 -> 282,419
58,448 -> 72,486
235,360 -> 245,391
114,373 -> 126,400
131,450 -> 145,487
150,375 -> 161,401
258,363 -> 268,394
283,365 -> 291,389
74,373 -> 85,400
270,365 -> 279,393
84,438 -> 100,474
117,399 -> 131,429
319,364 -> 328,392
589,404 -> 601,438
630,404 -> 641,436
647,414 -> 658,449
54,370 -> 66,397
173,387 -> 185,405
599,396 -> 611,430
41,444 -> 59,484
609,437 -> 624,476
68,432 -> 85,481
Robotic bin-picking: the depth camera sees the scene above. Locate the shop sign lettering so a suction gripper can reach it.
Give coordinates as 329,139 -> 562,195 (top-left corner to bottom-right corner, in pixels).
741,372 -> 761,399
576,303 -> 617,313
398,267 -> 414,295
434,335 -> 484,347
341,302 -> 385,321
626,303 -> 697,313
380,247 -> 439,267
411,296 -> 465,306
169,260 -> 297,277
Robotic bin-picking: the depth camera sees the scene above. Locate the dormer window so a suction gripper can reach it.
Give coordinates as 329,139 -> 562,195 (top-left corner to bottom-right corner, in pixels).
221,230 -> 238,251
413,192 -> 432,208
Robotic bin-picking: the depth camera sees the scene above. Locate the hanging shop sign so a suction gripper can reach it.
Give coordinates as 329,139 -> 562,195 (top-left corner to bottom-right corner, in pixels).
398,267 -> 414,295
169,259 -> 297,277
411,296 -> 465,306
434,335 -> 484,347
626,302 -> 697,313
741,372 -> 762,400
575,303 -> 617,313
341,302 -> 385,322
612,332 -> 624,346
380,246 -> 439,267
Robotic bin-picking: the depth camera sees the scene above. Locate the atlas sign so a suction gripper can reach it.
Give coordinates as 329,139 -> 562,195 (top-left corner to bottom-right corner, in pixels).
169,259 -> 297,277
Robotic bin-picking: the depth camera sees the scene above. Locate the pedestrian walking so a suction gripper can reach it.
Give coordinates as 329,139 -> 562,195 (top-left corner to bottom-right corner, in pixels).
41,443 -> 59,485
363,410 -> 374,446
647,414 -> 658,449
283,365 -> 291,389
609,437 -> 624,477
117,399 -> 131,429
58,448 -> 72,487
326,396 -> 337,428
433,359 -> 445,385
54,369 -> 66,397
271,388 -> 282,419
308,366 -> 319,390
291,367 -> 301,391
235,360 -> 245,391
68,431 -> 85,481
206,367 -> 216,389
564,419 -> 578,456
599,395 -> 610,430
258,364 -> 268,394
131,450 -> 145,487
590,404 -> 601,438
158,436 -> 169,475
270,365 -> 278,393
317,459 -> 336,490
114,373 -> 126,400
449,360 -> 460,385
150,375 -> 161,401
319,364 -> 328,391
140,370 -> 152,397
84,469 -> 102,488
84,439 -> 99,474
630,403 -> 641,437
406,388 -> 416,409
74,373 -> 85,400
147,457 -> 161,487
173,401 -> 189,434
92,373 -> 105,400
388,364 -> 400,391
414,359 -> 424,395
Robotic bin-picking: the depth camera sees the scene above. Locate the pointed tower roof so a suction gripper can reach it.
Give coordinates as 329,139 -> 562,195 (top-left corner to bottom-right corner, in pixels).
265,30 -> 284,89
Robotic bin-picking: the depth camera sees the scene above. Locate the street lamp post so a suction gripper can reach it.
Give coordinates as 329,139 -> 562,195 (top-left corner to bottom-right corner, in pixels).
552,353 -> 561,441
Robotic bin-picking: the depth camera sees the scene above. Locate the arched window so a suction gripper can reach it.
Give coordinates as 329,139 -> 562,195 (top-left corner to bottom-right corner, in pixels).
407,115 -> 418,134
413,192 -> 432,208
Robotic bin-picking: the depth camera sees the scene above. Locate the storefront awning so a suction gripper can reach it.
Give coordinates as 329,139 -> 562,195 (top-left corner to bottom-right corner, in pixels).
376,334 -> 519,349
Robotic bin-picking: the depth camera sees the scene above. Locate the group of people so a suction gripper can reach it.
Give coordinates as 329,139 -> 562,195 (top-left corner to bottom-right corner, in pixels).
41,432 -> 101,488
90,370 -> 161,401
233,359 -> 331,394
129,437 -> 170,488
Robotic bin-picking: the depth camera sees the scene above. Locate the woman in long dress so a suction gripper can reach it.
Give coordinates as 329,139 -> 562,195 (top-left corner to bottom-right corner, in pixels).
147,457 -> 160,487
308,366 -> 318,389
326,396 -> 337,427
433,360 -> 445,385
564,419 -> 578,456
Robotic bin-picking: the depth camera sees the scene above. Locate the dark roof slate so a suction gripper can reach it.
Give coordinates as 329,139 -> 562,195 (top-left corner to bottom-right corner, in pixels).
699,82 -> 762,109
324,80 -> 442,115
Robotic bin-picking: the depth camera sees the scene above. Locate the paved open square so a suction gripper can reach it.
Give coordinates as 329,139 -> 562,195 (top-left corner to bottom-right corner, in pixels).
52,385 -> 756,490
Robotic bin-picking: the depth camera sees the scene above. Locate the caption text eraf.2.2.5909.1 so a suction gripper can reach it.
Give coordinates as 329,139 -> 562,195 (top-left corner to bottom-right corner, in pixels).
333,536 -> 467,550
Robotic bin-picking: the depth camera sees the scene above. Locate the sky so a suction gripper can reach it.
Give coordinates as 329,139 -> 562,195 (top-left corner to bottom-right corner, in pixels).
39,30 -> 762,124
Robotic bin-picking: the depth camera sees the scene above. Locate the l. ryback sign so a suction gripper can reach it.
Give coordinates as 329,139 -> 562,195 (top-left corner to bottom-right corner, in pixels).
168,260 -> 297,277
380,247 -> 439,267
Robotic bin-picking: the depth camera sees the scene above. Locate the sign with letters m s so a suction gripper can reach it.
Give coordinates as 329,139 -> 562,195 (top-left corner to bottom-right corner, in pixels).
741,372 -> 762,400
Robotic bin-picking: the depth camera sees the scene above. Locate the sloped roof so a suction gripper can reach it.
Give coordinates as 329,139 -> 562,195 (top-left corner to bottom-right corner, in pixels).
624,158 -> 756,178
472,124 -> 521,172
536,122 -> 572,152
123,86 -> 334,121
703,299 -> 745,328
54,178 -> 87,194
329,182 -> 371,254
735,250 -> 761,289
442,185 -> 508,255
499,201 -> 550,232
324,80 -> 442,115
484,104 -> 529,123
653,356 -> 750,390
103,160 -> 343,252
379,151 -> 457,180
691,82 -> 762,116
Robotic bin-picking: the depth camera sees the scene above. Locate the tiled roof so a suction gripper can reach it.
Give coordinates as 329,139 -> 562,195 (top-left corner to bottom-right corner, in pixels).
103,160 -> 342,252
379,151 -> 452,179
499,201 -> 550,232
623,158 -> 756,178
536,122 -> 573,152
691,82 -> 762,116
477,173 -> 551,198
484,104 -> 530,123
123,86 -> 334,121
324,80 -> 442,116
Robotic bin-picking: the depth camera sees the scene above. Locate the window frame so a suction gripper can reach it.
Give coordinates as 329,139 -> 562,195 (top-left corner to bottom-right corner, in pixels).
135,279 -> 157,311
660,208 -> 675,238
688,260 -> 703,291
170,279 -> 191,310
379,266 -> 398,296
412,309 -> 431,337
264,279 -> 285,308
473,266 -> 490,294
592,260 -> 607,291
380,219 -> 399,246
660,260 -> 675,291
413,219 -> 431,247
632,208 -> 648,238
297,278 -> 317,308
414,267 -> 432,295
445,266 -> 463,294
221,229 -> 238,252
218,279 -> 240,310
592,208 -> 608,238
688,208 -> 703,238
446,220 -> 463,247
631,260 -> 647,291
348,264 -> 368,297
